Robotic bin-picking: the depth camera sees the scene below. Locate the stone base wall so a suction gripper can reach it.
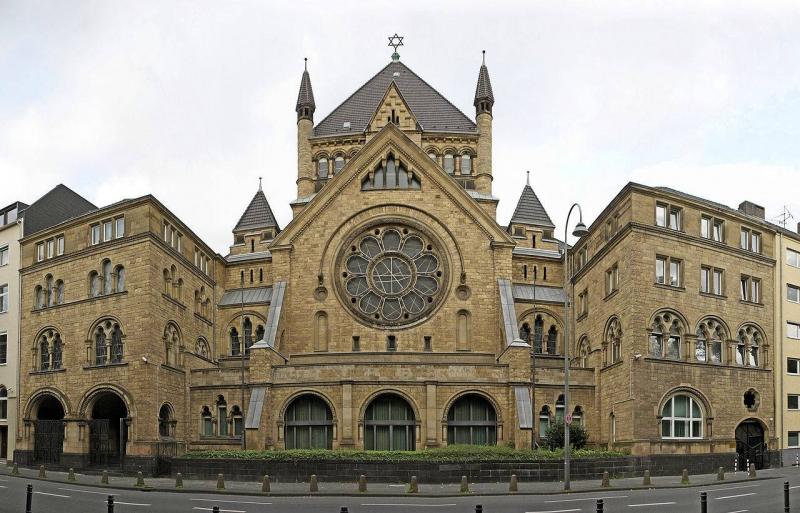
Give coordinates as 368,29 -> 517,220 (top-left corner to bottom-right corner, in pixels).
13,449 -> 158,476
168,451 -> 782,482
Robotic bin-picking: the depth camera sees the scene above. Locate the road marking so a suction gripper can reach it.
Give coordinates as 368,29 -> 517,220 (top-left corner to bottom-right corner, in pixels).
546,495 -> 628,503
192,508 -> 245,513
191,499 -> 272,505
34,491 -> 70,498
715,493 -> 756,500
0,485 -> 6,488
58,487 -> 111,495
524,509 -> 581,513
362,504 -> 457,508
724,510 -> 748,513
627,503 -> 676,508
790,485 -> 800,489
114,502 -> 151,507
702,484 -> 760,493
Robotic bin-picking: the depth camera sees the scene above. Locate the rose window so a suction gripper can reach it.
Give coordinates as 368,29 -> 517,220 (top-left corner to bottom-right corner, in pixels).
339,224 -> 447,326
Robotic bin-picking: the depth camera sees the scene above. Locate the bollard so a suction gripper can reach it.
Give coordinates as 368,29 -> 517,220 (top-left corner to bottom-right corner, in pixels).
68,468 -> 76,481
262,474 -> 271,493
38,465 -> 46,478
748,463 -> 757,479
681,468 -> 690,485
101,470 -> 109,484
216,473 -> 225,490
340,508 -> 349,513
700,491 -> 707,513
601,470 -> 610,488
212,507 -> 220,513
175,473 -> 183,488
735,457 -> 738,473
596,498 -> 604,513
11,462 -> 19,475
509,474 -> 518,492
476,505 -> 483,513
717,466 -> 725,481
785,480 -> 790,513
407,475 -> 419,494
642,469 -> 651,486
134,471 -> 145,487
309,474 -> 318,493
358,474 -> 367,493
107,495 -> 115,513
460,475 -> 469,494
25,484 -> 32,513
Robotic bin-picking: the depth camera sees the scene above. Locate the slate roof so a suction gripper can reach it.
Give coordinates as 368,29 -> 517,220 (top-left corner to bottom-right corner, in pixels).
509,184 -> 555,229
225,250 -> 272,263
474,63 -> 494,107
313,61 -> 477,137
22,184 -> 97,237
512,247 -> 562,260
296,68 -> 316,113
219,286 -> 273,306
512,284 -> 567,304
234,190 -> 279,233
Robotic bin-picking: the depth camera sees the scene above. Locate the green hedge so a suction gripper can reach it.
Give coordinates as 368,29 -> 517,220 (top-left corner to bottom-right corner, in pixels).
182,445 -> 627,462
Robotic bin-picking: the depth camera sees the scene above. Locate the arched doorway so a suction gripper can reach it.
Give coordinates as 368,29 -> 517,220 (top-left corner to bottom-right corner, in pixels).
736,419 -> 766,470
446,394 -> 497,445
284,394 -> 333,449
364,393 -> 415,451
33,395 -> 65,464
89,392 -> 128,465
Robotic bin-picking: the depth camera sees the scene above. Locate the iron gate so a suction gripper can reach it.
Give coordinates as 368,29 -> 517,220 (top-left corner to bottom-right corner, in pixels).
736,420 -> 767,470
89,419 -> 126,465
34,420 -> 64,464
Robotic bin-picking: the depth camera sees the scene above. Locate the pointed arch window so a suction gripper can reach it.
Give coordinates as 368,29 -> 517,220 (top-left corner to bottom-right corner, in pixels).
231,406 -> 243,437
217,396 -> 228,437
52,334 -> 62,370
539,406 -> 551,437
196,338 -> 210,359
90,271 -> 101,298
243,317 -> 253,355
578,337 -> 590,368
34,285 -> 44,309
605,317 -> 622,364
519,323 -> 531,344
201,406 -> 213,437
361,156 -> 421,190
55,280 -> 64,305
46,275 -> 54,307
37,330 -> 61,371
92,320 -> 123,365
230,327 -> 240,356
533,315 -> 544,354
102,260 -> 113,295
649,312 -> 683,360
555,394 -> 565,422
697,319 -> 726,364
738,325 -> 764,367
547,325 -> 558,355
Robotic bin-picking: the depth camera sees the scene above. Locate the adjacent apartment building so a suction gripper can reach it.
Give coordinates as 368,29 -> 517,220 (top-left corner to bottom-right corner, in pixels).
0,202 -> 26,460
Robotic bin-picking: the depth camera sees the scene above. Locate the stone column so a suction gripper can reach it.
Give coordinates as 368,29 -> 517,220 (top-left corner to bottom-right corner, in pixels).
341,381 -> 354,447
425,382 -> 438,447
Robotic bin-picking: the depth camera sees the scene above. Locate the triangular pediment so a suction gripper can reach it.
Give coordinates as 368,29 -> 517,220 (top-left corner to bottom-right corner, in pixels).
273,123 -> 514,248
366,82 -> 419,134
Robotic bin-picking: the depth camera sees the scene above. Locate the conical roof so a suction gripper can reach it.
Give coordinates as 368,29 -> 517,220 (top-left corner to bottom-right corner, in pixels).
509,181 -> 555,229
234,189 -> 280,233
313,60 -> 476,137
296,67 -> 316,113
473,62 -> 494,107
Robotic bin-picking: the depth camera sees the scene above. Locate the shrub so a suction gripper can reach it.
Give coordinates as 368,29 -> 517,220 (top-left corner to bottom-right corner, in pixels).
543,420 -> 589,450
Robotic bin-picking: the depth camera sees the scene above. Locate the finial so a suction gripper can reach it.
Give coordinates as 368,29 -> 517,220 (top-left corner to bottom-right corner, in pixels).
304,57 -> 307,71
526,170 -> 530,186
482,50 -> 486,65
388,33 -> 404,61
258,176 -> 263,191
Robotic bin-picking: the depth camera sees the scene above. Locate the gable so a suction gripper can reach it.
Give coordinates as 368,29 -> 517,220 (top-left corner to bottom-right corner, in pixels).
367,83 -> 419,134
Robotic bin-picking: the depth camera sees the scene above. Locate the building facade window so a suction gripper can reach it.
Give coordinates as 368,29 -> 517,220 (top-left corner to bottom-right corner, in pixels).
284,395 -> 334,449
700,266 -> 724,295
789,431 -> 800,447
361,156 -> 421,190
789,322 -> 800,340
740,228 -> 761,253
539,406 -> 551,438
92,320 -> 124,366
789,395 -> 800,411
115,217 -> 125,239
0,284 -> 7,313
661,394 -> 703,439
605,317 -> 622,364
789,249 -> 800,268
740,275 -> 761,303
90,225 -> 101,246
333,156 -> 345,174
789,358 -> 800,375
656,256 -> 682,287
0,387 -> 6,419
696,318 -> 725,364
656,203 -> 682,230
201,406 -> 213,436
0,245 -> 7,266
363,394 -> 415,451
446,394 -> 497,446
0,333 -> 6,364
605,264 -> 619,295
788,285 -> 800,304
158,404 -> 174,439
649,312 -> 683,359
460,154 -> 472,175
736,325 -> 764,367
443,153 -> 454,174
37,330 -> 62,371
217,396 -> 228,437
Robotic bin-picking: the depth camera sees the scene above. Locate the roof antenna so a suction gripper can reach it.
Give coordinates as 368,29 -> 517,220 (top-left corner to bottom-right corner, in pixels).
258,176 -> 263,191
526,170 -> 530,186
304,57 -> 307,71
482,50 -> 486,65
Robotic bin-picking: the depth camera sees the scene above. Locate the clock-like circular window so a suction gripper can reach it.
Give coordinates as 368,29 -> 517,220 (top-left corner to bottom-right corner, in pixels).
337,223 -> 448,327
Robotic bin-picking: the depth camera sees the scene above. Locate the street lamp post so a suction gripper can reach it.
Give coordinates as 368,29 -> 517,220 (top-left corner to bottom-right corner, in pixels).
562,203 -> 588,491
530,268 -> 537,450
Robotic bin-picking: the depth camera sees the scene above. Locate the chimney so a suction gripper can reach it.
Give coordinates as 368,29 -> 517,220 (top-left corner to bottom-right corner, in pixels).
738,201 -> 765,220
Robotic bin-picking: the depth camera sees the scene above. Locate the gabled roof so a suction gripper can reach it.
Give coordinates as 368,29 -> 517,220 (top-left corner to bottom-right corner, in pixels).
509,184 -> 555,229
313,60 -> 477,137
234,189 -> 280,233
22,184 -> 97,237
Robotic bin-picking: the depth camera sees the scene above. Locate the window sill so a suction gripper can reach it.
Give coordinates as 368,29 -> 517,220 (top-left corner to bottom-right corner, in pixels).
740,300 -> 764,308
654,283 -> 685,292
699,291 -> 726,300
576,312 -> 588,322
603,289 -> 619,301
33,291 -> 128,313
162,294 -> 187,310
83,362 -> 128,370
29,368 -> 66,376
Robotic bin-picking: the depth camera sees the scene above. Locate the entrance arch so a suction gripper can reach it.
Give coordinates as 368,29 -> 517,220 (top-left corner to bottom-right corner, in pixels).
363,393 -> 415,451
735,419 -> 766,470
88,392 -> 128,465
33,394 -> 65,464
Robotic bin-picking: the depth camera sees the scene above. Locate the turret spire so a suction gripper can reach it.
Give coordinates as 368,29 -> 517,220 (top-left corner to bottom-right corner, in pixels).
474,50 -> 494,115
296,58 -> 316,121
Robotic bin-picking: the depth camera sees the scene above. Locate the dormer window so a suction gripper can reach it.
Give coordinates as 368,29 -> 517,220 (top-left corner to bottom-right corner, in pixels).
234,234 -> 244,245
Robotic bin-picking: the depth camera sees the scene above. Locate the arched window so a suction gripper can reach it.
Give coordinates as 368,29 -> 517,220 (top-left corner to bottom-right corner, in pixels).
547,326 -> 558,355
661,394 -> 702,439
159,404 -> 174,439
578,337 -> 590,368
364,394 -> 415,451
605,317 -> 622,364
55,280 -> 64,305
39,336 -> 50,371
163,269 -> 170,296
230,327 -> 239,356
539,406 -> 551,437
89,271 -> 101,298
46,275 -> 54,307
110,324 -> 123,363
92,320 -> 123,365
649,312 -> 683,359
0,387 -> 7,420
443,153 -> 455,174
284,395 -> 334,449
196,338 -> 209,359
34,286 -> 44,309
115,266 -> 126,293
95,327 -> 107,365
52,334 -> 62,370
427,151 -> 437,161
164,324 -> 181,367
555,395 -> 565,422
519,323 -> 531,344
102,261 -> 113,295
460,153 -> 472,175
217,395 -> 228,437
317,157 -> 329,179
36,329 -> 61,371
255,325 -> 265,345
201,406 -> 213,437
170,265 -> 177,298
456,311 -> 470,350
231,406 -> 243,437
361,156 -> 420,190
738,325 -> 764,367
334,156 -> 345,174
243,318 -> 253,355
697,318 -> 726,364
314,312 -> 329,352
572,406 -> 584,427
533,315 -> 544,354
447,394 -> 497,445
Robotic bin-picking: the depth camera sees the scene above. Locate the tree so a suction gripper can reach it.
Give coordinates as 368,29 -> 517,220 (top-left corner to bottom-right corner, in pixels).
543,420 -> 589,450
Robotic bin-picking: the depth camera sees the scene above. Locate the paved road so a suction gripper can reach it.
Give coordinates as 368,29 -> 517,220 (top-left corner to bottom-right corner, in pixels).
1,471 -> 799,513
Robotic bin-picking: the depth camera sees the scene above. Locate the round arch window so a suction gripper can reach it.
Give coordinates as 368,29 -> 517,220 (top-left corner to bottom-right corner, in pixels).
337,223 -> 448,328
447,394 -> 497,445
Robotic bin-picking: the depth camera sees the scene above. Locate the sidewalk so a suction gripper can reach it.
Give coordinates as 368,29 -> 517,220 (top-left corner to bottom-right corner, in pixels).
0,463 -> 786,497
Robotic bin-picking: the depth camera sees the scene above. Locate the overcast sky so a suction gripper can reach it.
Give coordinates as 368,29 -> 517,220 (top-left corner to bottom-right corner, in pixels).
2,1 -> 799,251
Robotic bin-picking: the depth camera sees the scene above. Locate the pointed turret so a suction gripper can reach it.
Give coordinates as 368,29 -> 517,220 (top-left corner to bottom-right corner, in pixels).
509,172 -> 555,230
473,50 -> 494,115
234,180 -> 280,235
295,58 -> 316,122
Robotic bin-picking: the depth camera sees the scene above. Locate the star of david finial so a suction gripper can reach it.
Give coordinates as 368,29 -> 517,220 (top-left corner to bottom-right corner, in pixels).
388,33 -> 404,61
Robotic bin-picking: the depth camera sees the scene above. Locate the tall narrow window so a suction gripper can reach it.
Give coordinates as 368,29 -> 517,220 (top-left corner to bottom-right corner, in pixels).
52,335 -> 62,370
555,395 -> 565,422
443,153 -> 454,174
115,217 -> 125,239
0,387 -> 6,420
547,325 -> 557,354
230,327 -> 240,356
0,333 -> 6,365
0,245 -> 8,266
232,406 -> 243,437
115,266 -> 126,293
533,315 -> 544,354
217,397 -> 228,437
103,261 -> 113,295
91,225 -> 100,245
201,407 -> 213,436
40,336 -> 50,370
713,219 -> 724,242
334,156 -> 345,174
317,158 -> 329,179
539,406 -> 551,438
655,204 -> 667,227
460,154 -> 472,175
0,284 -> 7,313
243,318 -> 253,355
103,220 -> 113,242
55,280 -> 64,305
95,328 -> 107,365
456,311 -> 470,350
36,242 -> 44,261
